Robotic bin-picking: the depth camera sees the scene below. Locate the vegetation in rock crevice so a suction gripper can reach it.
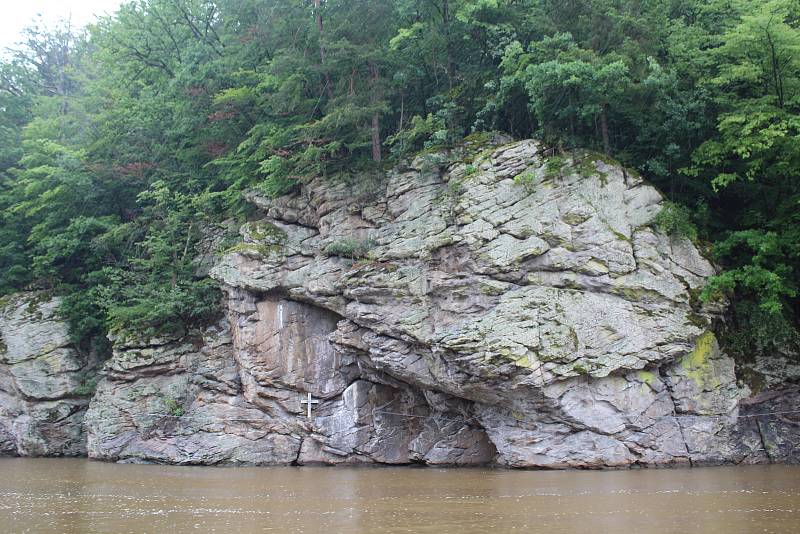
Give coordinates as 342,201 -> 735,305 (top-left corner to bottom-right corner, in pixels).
324,238 -> 375,259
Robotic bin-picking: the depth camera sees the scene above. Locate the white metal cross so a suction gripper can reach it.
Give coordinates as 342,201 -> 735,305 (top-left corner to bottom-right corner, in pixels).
300,392 -> 319,418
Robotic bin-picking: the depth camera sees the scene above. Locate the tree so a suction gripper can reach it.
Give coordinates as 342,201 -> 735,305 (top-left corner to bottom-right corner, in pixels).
0,0 -> 797,361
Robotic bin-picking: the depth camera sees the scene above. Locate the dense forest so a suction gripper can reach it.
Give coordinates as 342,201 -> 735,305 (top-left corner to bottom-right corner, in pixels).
0,0 -> 797,365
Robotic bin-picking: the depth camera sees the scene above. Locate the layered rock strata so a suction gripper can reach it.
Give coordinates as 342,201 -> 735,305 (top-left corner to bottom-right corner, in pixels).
4,139 -> 798,467
0,293 -> 96,456
83,139 -> 783,467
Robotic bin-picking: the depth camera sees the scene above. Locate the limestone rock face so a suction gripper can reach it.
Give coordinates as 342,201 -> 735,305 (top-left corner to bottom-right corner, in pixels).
85,300 -> 495,465
10,139 -> 796,467
190,139 -> 764,468
0,293 -> 96,456
85,323 -> 305,464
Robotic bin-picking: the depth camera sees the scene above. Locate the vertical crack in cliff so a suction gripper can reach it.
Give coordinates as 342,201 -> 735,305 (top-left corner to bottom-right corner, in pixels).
658,365 -> 693,467
292,437 -> 304,466
753,416 -> 773,464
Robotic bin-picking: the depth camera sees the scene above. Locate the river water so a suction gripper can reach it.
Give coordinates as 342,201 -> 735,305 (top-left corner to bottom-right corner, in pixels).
0,459 -> 798,533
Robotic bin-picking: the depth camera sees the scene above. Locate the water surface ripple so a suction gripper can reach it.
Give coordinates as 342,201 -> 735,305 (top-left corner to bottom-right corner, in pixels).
0,459 -> 798,533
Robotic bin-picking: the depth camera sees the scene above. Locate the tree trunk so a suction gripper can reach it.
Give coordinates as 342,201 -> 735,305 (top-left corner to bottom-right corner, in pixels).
600,106 -> 611,155
369,62 -> 382,163
398,93 -> 405,131
314,0 -> 334,99
372,112 -> 382,163
442,0 -> 456,88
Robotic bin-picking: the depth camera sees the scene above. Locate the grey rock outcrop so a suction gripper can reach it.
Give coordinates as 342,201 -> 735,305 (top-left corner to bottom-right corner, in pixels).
84,294 -> 495,465
204,138 -> 781,467
734,386 -> 800,463
85,323 -> 305,464
0,293 -> 96,456
8,139 -> 797,467
82,139 -> 794,467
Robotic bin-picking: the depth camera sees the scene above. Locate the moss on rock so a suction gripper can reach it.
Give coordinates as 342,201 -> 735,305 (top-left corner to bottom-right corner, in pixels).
680,331 -> 720,389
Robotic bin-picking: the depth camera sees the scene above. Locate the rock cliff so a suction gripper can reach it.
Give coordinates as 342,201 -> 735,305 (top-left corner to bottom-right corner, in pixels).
0,293 -> 98,456
2,139 -> 798,466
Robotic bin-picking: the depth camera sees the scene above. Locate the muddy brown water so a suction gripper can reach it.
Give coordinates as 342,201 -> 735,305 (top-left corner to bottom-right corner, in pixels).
0,459 -> 798,533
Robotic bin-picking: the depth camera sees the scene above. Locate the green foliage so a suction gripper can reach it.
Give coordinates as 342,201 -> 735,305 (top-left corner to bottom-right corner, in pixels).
0,0 -> 797,365
163,396 -> 185,418
653,202 -> 699,242
514,170 -> 538,192
701,229 -> 798,314
323,238 -> 375,259
720,300 -> 799,360
448,179 -> 465,196
73,375 -> 98,397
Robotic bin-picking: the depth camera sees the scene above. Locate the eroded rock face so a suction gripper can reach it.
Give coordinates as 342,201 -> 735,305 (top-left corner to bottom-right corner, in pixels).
192,138 -> 769,468
85,323 -> 304,464
733,387 -> 800,463
10,139 -> 797,467
85,300 -> 494,465
0,293 -> 96,456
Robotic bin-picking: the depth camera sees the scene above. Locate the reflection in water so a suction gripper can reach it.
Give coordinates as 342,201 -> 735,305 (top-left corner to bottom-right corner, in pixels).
0,459 -> 798,533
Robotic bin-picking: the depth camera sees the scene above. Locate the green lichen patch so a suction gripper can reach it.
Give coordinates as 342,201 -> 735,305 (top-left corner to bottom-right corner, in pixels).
638,370 -> 657,385
459,131 -> 506,164
463,131 -> 492,146
610,283 -> 665,303
610,228 -> 631,243
245,221 -> 288,245
478,280 -> 508,296
572,363 -> 590,375
511,410 -> 526,421
638,369 -> 659,392
680,331 -> 721,390
514,354 -> 534,368
574,150 -> 620,174
213,234 -> 245,256
684,331 -> 715,368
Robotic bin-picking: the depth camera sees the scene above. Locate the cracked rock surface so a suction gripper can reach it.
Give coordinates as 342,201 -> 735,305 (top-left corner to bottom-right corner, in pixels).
3,139 -> 798,467
199,139 -> 787,467
0,293 -> 98,456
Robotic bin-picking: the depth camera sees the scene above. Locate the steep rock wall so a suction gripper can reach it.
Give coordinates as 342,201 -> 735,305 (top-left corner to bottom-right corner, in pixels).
0,293 -> 97,456
200,138 -> 789,467
3,139 -> 798,467
84,294 -> 494,465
